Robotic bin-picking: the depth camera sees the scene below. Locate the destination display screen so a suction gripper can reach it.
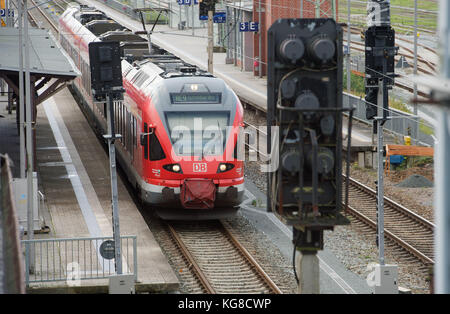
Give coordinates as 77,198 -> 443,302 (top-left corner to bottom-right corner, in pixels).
170,93 -> 222,104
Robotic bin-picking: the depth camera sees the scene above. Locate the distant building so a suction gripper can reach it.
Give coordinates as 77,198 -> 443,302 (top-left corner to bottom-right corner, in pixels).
224,0 -> 338,76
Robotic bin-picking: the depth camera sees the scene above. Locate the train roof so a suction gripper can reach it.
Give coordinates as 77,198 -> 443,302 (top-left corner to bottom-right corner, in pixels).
61,5 -> 213,81
85,20 -> 127,36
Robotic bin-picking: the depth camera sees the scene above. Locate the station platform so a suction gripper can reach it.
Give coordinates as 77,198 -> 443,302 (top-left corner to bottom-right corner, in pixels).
0,89 -> 179,293
79,0 -> 400,154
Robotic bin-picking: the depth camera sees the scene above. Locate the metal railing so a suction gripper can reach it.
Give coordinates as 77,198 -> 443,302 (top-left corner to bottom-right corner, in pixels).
343,92 -> 434,147
22,235 -> 137,286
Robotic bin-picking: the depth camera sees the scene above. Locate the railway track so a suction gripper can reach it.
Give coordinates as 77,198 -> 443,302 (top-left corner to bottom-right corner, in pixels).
345,176 -> 434,268
166,220 -> 282,294
347,38 -> 436,75
243,120 -> 435,270
339,1 -> 438,35
28,0 -> 62,31
30,0 -> 434,284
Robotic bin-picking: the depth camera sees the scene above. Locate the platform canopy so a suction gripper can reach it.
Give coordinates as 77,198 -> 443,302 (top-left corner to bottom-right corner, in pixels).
0,27 -> 80,106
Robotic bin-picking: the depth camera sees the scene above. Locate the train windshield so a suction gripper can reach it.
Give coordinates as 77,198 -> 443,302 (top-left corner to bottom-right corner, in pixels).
165,111 -> 229,156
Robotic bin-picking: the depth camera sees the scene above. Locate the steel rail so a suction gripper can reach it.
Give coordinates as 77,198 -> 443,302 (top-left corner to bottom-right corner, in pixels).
29,0 -> 59,32
345,203 -> 434,266
243,126 -> 435,266
345,175 -> 435,230
344,176 -> 435,266
166,221 -> 282,294
167,224 -> 216,294
221,221 -> 283,294
344,25 -> 438,58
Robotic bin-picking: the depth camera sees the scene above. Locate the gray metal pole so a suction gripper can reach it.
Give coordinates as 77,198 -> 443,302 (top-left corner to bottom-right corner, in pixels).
191,0 -> 194,36
226,5 -> 230,61
185,1 -> 188,29
208,9 -> 213,74
377,79 -> 385,266
6,0 -> 11,26
346,0 -> 351,92
258,0 -> 262,78
24,0 -> 35,272
233,8 -> 237,66
106,94 -> 122,275
435,0 -> 450,294
19,0 -> 25,179
300,0 -> 303,18
413,0 -> 418,143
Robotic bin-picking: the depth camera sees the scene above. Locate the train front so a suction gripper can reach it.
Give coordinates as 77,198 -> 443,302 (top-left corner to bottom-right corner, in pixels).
142,76 -> 244,219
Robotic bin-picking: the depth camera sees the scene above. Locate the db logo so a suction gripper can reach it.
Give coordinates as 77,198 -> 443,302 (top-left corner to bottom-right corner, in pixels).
193,163 -> 207,172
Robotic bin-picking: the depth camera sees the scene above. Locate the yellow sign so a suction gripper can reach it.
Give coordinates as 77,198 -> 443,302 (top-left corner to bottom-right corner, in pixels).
1,0 -> 5,27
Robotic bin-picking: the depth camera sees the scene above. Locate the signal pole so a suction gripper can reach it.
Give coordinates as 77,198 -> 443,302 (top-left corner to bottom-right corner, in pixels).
88,42 -> 124,275
267,18 -> 350,294
376,79 -> 385,266
105,92 -> 122,275
365,0 -> 399,293
191,0 -> 195,36
413,0 -> 418,143
208,9 -> 213,74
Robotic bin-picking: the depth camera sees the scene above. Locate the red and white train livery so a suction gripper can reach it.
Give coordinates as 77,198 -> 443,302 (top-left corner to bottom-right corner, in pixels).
59,4 -> 244,219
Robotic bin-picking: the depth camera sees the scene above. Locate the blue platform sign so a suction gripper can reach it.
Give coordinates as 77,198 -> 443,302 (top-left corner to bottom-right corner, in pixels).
213,12 -> 226,23
239,21 -> 259,32
200,12 -> 226,23
178,0 -> 198,4
0,9 -> 14,17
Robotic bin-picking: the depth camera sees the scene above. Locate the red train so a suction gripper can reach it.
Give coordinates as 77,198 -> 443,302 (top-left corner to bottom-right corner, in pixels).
59,4 -> 244,219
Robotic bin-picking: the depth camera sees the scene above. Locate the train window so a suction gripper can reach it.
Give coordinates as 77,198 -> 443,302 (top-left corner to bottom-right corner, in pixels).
122,105 -> 126,144
128,112 -> 132,156
119,104 -> 123,142
149,133 -> 166,161
165,111 -> 229,156
143,123 -> 149,160
115,103 -> 119,135
123,106 -> 125,143
133,117 -> 137,148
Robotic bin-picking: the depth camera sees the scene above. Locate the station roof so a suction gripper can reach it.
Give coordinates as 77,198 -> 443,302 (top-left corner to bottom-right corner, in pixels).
0,27 -> 80,77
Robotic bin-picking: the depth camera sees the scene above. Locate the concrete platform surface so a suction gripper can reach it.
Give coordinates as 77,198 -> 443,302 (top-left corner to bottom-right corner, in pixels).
1,88 -> 179,293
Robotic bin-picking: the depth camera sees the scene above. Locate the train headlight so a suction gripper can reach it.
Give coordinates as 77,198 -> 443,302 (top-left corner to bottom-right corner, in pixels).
217,163 -> 235,173
163,164 -> 182,173
172,164 -> 181,172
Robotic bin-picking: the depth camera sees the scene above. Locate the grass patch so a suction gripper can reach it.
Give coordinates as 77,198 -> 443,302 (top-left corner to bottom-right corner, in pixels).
419,120 -> 434,136
338,0 -> 438,33
343,71 -> 365,95
389,97 -> 412,113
